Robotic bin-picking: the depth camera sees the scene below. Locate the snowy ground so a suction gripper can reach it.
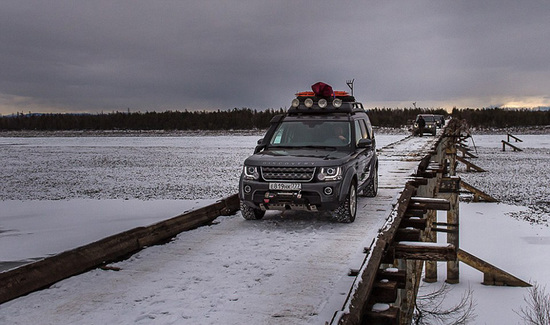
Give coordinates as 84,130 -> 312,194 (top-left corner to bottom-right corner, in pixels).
1,130 -> 549,324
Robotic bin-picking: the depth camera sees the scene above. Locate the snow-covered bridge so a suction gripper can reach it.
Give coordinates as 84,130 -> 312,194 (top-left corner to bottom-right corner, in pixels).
1,131 -> 458,325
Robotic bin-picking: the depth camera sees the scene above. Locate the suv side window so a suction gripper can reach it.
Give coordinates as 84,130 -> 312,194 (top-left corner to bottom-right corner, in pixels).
359,120 -> 368,140
364,118 -> 374,139
354,120 -> 363,145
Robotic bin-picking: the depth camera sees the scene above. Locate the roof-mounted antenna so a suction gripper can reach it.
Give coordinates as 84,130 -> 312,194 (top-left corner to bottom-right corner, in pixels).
346,79 -> 355,96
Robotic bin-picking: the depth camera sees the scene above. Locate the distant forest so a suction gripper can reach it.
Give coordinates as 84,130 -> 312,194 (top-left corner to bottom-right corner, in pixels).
1,107 -> 549,131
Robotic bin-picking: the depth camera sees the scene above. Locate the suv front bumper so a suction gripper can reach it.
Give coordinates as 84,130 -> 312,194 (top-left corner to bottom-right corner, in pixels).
239,179 -> 346,212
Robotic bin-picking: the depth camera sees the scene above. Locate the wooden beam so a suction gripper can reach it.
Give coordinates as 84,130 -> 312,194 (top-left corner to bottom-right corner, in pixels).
364,306 -> 400,325
377,269 -> 406,289
456,156 -> 487,172
501,140 -> 523,152
460,180 -> 499,202
410,197 -> 451,211
372,280 -> 399,303
394,242 -> 456,261
457,249 -> 531,287
507,133 -> 523,142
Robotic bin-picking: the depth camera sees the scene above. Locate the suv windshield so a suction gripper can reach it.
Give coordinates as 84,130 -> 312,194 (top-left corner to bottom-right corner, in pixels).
269,121 -> 351,148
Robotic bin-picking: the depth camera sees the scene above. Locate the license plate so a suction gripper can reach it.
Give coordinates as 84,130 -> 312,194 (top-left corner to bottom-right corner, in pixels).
269,182 -> 302,191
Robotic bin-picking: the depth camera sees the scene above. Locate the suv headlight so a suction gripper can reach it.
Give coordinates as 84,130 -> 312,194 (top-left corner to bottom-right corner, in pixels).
243,165 -> 260,180
317,167 -> 342,181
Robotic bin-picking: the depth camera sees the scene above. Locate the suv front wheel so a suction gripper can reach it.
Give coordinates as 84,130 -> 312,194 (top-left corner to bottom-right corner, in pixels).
240,201 -> 265,220
330,181 -> 357,223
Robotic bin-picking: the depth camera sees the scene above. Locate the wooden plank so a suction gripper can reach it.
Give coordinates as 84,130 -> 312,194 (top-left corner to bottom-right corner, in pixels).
457,249 -> 531,287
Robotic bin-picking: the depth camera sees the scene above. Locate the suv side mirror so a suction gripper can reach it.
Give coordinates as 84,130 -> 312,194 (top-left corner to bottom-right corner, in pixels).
357,138 -> 372,149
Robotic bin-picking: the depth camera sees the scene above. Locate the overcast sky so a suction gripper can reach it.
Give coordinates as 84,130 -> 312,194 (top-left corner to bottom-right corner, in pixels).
1,1 -> 549,115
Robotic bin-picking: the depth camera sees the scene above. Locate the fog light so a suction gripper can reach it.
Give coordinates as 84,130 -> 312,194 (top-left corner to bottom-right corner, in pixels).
291,98 -> 300,108
304,98 -> 314,108
318,98 -> 327,108
333,98 -> 342,108
324,187 -> 333,195
244,185 -> 252,193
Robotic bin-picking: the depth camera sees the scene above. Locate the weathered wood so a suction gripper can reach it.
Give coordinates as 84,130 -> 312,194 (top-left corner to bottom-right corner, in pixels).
372,280 -> 398,303
410,197 -> 451,211
456,145 -> 478,158
456,156 -> 486,172
0,194 -> 240,304
394,242 -> 456,261
395,228 -> 421,241
365,306 -> 400,325
404,208 -> 425,217
337,184 -> 416,325
400,217 -> 427,230
507,133 -> 523,142
460,180 -> 499,202
377,269 -> 406,289
457,249 -> 531,287
501,140 -> 523,152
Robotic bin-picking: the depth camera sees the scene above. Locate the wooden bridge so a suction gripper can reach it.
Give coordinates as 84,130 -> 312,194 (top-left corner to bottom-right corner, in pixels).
0,122 -> 530,325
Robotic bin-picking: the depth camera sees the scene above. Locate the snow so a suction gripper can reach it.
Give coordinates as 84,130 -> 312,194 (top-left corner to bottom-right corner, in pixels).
0,131 -> 549,324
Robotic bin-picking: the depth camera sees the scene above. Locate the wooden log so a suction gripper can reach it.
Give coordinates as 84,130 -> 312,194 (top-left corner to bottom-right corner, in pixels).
457,249 -> 531,287
364,306 -> 400,325
410,197 -> 451,211
404,208 -> 425,217
400,217 -> 427,230
394,242 -> 456,261
396,228 -> 421,242
372,280 -> 398,303
377,269 -> 406,289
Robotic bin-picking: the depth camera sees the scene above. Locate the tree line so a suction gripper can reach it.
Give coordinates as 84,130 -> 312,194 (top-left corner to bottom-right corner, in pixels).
1,107 -> 549,131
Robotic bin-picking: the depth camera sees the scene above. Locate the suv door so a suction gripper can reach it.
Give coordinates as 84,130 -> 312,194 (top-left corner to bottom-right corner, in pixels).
355,119 -> 375,187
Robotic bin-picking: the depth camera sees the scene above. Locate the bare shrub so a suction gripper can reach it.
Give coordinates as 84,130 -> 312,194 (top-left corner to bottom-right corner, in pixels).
413,283 -> 476,325
517,282 -> 550,325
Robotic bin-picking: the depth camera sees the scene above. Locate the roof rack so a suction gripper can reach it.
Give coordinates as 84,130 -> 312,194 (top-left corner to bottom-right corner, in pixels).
288,91 -> 364,114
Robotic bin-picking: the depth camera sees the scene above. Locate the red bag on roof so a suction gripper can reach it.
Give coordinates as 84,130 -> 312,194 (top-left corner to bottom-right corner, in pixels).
311,82 -> 334,98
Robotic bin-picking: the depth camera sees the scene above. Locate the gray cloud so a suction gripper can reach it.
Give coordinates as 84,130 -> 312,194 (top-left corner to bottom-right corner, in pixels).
1,1 -> 550,115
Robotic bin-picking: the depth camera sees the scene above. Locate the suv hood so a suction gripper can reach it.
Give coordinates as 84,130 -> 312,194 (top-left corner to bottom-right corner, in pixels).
244,148 -> 353,167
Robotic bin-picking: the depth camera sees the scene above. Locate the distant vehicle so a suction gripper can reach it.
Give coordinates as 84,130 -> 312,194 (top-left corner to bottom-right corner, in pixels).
412,114 -> 437,136
238,82 -> 378,223
433,114 -> 445,128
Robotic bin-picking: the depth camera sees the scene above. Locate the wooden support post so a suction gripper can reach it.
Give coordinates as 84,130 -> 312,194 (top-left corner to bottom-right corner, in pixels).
458,249 -> 531,287
446,192 -> 459,284
424,209 -> 438,283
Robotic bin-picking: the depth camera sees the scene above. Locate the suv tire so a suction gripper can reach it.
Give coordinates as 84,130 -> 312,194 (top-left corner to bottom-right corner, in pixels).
240,201 -> 265,220
330,181 -> 357,223
363,165 -> 378,197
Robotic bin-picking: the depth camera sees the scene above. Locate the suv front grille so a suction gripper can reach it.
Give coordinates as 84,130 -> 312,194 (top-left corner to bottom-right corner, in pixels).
261,166 -> 316,182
